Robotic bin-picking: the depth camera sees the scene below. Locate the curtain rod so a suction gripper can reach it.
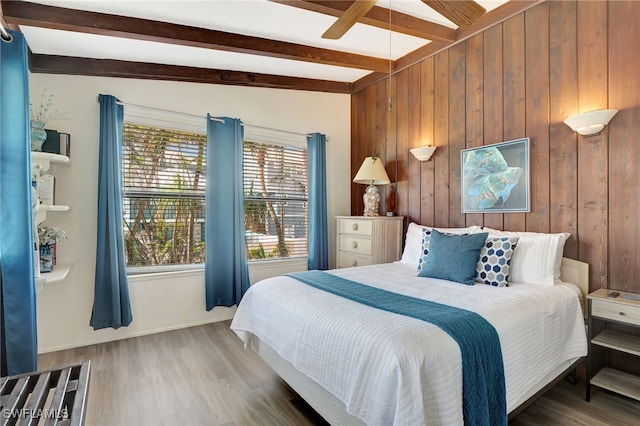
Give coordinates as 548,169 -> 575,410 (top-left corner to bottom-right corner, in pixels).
114,99 -> 224,123
244,122 -> 314,139
101,97 -> 320,138
0,12 -> 12,42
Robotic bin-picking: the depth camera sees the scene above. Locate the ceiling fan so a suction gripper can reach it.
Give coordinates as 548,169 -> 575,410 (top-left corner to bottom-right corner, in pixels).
321,0 -> 487,40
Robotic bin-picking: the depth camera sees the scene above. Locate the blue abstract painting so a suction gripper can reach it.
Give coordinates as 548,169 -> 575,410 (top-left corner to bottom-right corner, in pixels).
461,138 -> 530,213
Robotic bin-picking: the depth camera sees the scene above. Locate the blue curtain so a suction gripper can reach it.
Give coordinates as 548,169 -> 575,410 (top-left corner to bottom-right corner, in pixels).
0,30 -> 38,375
307,133 -> 329,270
90,94 -> 132,330
204,116 -> 250,310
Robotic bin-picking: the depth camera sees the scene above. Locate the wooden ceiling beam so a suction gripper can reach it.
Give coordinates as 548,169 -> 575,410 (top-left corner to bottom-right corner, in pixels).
272,0 -> 456,42
352,0 -> 545,93
422,0 -> 485,28
455,0 -> 545,41
29,54 -> 353,94
3,1 -> 390,73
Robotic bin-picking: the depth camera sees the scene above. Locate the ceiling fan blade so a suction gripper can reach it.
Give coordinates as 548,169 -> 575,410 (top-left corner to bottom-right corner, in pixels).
422,0 -> 486,28
322,0 -> 377,40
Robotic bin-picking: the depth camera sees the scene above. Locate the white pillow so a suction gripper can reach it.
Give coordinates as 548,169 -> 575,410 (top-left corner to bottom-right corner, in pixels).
400,222 -> 425,267
478,227 -> 570,286
400,222 -> 479,269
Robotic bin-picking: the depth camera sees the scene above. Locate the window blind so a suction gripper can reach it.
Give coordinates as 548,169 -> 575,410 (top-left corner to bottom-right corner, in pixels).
243,139 -> 308,260
122,122 -> 207,267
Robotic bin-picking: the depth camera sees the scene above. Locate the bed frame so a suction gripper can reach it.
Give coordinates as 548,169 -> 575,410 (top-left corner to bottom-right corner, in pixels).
250,257 -> 589,425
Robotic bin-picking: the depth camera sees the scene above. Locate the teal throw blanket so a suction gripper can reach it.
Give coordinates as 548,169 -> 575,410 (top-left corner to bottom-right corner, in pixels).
287,270 -> 506,426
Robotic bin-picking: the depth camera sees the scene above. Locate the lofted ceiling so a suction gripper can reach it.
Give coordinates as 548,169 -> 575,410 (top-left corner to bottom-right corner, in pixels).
0,0 -> 542,93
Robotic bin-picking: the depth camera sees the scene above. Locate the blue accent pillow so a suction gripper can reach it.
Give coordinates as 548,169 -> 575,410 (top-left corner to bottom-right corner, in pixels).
475,236 -> 519,287
416,227 -> 473,271
418,230 -> 489,285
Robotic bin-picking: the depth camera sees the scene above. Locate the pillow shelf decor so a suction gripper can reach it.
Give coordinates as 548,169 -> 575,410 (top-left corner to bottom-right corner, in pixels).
418,230 -> 489,285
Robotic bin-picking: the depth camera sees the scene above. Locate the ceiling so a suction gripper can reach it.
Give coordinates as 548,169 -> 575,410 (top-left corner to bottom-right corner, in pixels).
1,0 -> 540,93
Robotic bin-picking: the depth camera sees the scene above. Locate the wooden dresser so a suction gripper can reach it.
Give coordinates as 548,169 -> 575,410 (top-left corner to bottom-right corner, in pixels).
336,216 -> 404,269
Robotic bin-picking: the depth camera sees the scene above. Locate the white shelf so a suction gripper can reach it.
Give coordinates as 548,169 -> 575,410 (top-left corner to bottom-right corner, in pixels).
31,151 -> 70,171
30,151 -> 73,286
35,264 -> 71,292
41,204 -> 71,212
35,204 -> 72,225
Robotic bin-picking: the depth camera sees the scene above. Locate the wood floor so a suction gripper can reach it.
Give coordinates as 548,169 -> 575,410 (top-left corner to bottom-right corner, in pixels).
39,321 -> 640,426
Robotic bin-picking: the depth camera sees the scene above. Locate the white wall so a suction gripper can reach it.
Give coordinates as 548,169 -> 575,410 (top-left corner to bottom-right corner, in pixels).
30,75 -> 351,353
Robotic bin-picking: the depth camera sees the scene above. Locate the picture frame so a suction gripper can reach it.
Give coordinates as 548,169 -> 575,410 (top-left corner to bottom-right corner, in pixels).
461,138 -> 530,213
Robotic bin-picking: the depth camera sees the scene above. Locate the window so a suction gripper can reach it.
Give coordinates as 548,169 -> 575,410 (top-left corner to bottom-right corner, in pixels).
122,111 -> 308,270
243,139 -> 308,261
122,122 -> 206,268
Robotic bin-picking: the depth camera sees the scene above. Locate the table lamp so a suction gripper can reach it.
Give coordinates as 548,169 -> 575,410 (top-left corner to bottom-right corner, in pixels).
353,156 -> 390,216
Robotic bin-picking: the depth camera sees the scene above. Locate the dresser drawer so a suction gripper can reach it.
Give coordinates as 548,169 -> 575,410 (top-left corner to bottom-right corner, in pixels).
338,235 -> 372,256
337,252 -> 372,268
335,216 -> 404,269
338,218 -> 373,236
592,299 -> 640,326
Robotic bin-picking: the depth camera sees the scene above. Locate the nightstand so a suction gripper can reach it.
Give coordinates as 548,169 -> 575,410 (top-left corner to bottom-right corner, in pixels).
336,216 -> 403,268
586,288 -> 640,402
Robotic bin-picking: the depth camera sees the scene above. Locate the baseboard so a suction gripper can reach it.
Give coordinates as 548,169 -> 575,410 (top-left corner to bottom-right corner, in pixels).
37,312 -> 235,354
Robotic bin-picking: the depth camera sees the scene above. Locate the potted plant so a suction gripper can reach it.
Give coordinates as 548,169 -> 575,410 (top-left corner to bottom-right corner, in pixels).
37,225 -> 67,272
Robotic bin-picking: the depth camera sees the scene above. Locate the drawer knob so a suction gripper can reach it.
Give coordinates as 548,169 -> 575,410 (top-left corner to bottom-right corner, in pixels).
619,312 -> 626,316
352,223 -> 359,231
352,259 -> 358,267
352,240 -> 358,249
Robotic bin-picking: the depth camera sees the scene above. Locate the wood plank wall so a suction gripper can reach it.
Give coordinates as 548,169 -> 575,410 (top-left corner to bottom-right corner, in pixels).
350,0 -> 640,295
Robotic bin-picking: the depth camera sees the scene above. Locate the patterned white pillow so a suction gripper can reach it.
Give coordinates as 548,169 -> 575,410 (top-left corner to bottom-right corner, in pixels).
416,228 -> 433,271
475,236 -> 519,287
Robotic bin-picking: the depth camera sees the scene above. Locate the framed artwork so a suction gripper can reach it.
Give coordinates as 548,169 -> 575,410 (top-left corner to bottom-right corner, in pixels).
461,138 -> 530,213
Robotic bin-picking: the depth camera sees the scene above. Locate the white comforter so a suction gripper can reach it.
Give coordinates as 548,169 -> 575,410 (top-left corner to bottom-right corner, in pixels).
231,262 -> 587,426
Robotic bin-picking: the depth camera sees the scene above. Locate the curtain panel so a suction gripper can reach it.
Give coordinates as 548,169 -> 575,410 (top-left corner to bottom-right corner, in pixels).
204,116 -> 250,310
307,133 -> 329,270
0,30 -> 38,375
90,94 -> 133,330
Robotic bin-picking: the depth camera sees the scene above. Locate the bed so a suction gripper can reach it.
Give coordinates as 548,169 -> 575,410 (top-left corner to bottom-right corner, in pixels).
231,223 -> 589,425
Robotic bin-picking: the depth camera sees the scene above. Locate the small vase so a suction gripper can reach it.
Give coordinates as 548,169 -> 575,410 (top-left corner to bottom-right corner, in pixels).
30,120 -> 48,151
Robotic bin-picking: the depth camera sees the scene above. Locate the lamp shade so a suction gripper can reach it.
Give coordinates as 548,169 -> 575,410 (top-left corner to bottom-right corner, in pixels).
564,109 -> 618,136
353,156 -> 390,185
410,146 -> 437,161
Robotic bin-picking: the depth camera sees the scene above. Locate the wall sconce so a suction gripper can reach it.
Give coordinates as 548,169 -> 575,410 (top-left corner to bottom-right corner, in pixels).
564,109 -> 618,136
410,146 -> 437,161
353,156 -> 390,216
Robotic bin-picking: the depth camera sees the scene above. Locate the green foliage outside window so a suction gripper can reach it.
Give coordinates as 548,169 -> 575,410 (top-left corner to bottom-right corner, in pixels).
122,123 -> 308,267
123,123 -> 206,267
